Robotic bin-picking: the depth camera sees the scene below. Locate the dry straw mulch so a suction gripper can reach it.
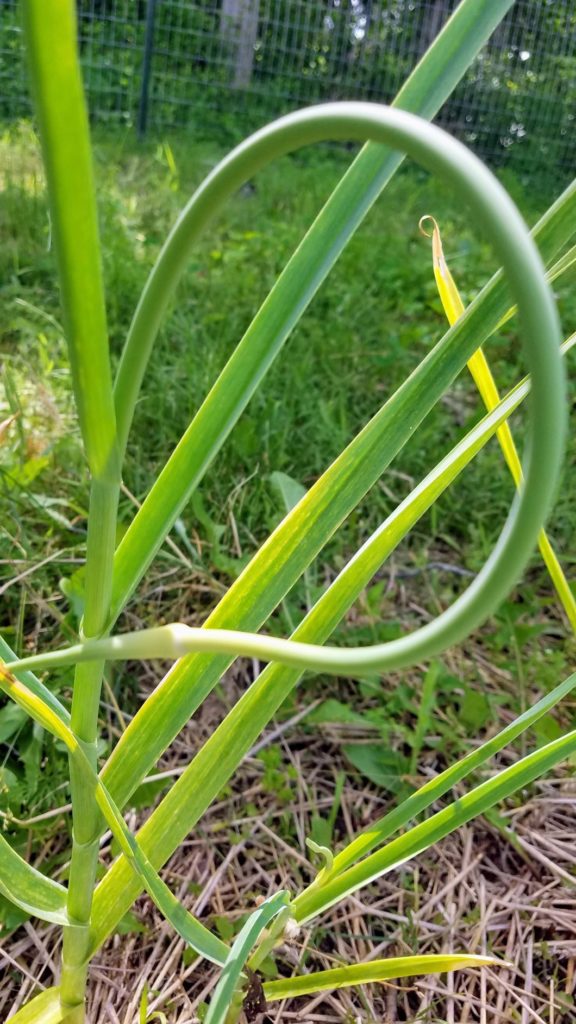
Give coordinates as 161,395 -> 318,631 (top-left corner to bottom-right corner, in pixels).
2,695 -> 576,1022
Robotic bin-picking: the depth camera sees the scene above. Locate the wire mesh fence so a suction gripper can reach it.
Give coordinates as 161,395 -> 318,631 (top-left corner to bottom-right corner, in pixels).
1,1 -> 575,183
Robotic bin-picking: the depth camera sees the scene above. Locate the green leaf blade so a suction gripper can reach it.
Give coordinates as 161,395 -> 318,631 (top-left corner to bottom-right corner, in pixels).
205,892 -> 290,1024
21,0 -> 118,483
113,0 -> 516,465
0,834 -> 69,926
1,634 -> 70,725
88,338 -> 575,953
293,728 -> 576,922
330,667 -> 576,876
7,988 -> 64,1024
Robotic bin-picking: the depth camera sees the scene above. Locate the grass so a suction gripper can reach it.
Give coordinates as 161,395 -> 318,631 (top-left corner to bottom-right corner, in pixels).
1,120 -> 576,1016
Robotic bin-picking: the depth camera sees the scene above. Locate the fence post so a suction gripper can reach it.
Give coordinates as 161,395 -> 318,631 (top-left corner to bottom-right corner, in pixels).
137,0 -> 158,138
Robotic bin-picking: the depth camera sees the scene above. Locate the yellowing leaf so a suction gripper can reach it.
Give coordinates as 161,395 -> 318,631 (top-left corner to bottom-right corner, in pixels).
420,215 -> 576,633
264,954 -> 497,1000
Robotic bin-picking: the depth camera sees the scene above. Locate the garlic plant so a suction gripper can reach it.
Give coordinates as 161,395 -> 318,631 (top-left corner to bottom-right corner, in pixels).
2,1 -> 574,1021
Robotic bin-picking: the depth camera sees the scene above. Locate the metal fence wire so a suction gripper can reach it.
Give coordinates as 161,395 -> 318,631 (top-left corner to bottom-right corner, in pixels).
1,1 -> 575,182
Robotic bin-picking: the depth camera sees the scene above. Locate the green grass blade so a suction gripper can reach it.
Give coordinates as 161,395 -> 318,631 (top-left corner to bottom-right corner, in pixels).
7,988 -> 64,1024
205,892 -> 290,1024
21,0 -> 117,484
292,729 -> 576,922
85,337 -> 576,952
93,775 -> 230,967
263,955 -> 496,1000
0,832 -> 69,926
113,0 -> 515,461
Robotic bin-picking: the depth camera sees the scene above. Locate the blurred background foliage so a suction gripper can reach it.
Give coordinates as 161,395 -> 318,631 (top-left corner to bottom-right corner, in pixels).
0,1 -> 575,186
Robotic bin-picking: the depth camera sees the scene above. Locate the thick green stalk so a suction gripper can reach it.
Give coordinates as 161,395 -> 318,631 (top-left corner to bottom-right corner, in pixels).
21,3 -> 120,1017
